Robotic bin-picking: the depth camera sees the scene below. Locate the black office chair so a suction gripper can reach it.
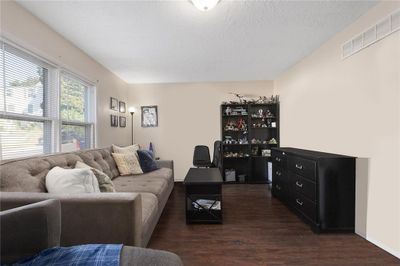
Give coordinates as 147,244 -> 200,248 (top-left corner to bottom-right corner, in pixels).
211,140 -> 222,169
193,145 -> 212,167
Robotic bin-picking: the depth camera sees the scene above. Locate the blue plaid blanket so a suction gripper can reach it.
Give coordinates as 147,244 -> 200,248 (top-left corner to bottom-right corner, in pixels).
10,244 -> 123,266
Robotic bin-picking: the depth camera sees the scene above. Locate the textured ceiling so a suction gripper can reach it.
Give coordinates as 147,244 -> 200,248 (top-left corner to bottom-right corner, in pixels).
17,0 -> 377,84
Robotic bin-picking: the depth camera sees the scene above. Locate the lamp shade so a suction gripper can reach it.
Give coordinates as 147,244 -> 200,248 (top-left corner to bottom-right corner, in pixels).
128,107 -> 135,114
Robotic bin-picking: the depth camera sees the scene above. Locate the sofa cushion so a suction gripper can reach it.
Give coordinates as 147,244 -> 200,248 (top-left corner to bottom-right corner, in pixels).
140,193 -> 159,241
0,154 -> 82,192
77,148 -> 120,179
136,150 -> 159,173
46,167 -> 100,194
112,144 -> 140,154
112,153 -> 143,176
113,175 -> 169,202
140,168 -> 174,183
75,161 -> 116,192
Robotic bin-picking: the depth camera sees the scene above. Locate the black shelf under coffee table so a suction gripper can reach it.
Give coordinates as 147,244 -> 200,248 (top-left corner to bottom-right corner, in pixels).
184,168 -> 223,224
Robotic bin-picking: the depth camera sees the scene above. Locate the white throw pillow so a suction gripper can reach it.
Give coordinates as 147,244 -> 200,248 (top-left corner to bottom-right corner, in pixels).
46,166 -> 100,194
112,153 -> 143,175
112,144 -> 140,154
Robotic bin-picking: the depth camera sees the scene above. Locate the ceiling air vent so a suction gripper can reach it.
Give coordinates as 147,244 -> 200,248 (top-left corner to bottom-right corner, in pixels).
342,9 -> 400,59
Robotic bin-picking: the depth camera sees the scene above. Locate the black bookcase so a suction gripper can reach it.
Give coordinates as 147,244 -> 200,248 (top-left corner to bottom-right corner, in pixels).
220,103 -> 280,183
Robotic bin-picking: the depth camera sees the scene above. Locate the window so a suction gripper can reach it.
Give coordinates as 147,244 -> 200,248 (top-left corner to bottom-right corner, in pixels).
60,73 -> 94,152
0,40 -> 96,160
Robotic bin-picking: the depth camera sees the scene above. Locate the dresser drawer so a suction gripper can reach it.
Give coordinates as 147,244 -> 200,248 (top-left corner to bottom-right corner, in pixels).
294,193 -> 317,222
293,174 -> 316,202
289,156 -> 316,181
273,167 -> 285,182
271,150 -> 287,167
272,180 -> 285,199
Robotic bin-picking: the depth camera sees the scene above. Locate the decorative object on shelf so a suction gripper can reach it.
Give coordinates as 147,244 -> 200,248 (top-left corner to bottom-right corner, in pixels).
229,92 -> 245,104
238,174 -> 246,183
224,94 -> 280,105
225,169 -> 236,182
268,138 -> 278,145
119,101 -> 126,113
110,114 -> 118,127
224,120 -> 236,131
225,106 -> 232,116
110,97 -> 118,111
223,136 -> 237,144
119,116 -> 126,128
265,109 -> 275,118
261,149 -> 271,157
129,107 -> 135,144
237,118 -> 247,131
238,138 -> 248,144
224,151 -> 250,158
141,106 -> 158,127
271,122 -> 276,128
251,146 -> 259,156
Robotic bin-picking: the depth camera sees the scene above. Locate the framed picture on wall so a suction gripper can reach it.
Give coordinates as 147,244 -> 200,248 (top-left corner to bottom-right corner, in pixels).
119,116 -> 126,127
141,106 -> 158,127
119,101 -> 126,113
110,97 -> 118,111
111,114 -> 118,127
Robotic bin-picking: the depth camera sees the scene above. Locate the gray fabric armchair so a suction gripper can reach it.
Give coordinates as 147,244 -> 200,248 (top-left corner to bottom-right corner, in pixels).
0,200 -> 183,266
0,199 -> 61,264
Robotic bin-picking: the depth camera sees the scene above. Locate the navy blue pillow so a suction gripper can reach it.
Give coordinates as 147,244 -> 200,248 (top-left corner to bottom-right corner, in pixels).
137,150 -> 159,173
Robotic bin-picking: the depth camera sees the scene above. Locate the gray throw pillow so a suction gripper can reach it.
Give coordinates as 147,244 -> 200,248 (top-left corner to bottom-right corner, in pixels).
75,161 -> 116,192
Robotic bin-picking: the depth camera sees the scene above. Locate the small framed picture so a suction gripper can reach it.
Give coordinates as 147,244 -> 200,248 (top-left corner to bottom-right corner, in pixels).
119,101 -> 126,113
141,106 -> 158,127
119,116 -> 126,127
110,97 -> 118,111
110,114 -> 118,127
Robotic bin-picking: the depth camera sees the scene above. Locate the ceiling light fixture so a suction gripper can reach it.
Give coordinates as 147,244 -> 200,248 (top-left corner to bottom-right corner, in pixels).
191,0 -> 220,11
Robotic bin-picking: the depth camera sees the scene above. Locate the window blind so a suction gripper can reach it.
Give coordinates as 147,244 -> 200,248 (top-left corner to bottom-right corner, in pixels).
0,40 -> 96,159
0,41 -> 54,159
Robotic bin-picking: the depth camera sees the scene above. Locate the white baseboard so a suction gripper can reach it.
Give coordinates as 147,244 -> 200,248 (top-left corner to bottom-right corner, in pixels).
363,235 -> 400,259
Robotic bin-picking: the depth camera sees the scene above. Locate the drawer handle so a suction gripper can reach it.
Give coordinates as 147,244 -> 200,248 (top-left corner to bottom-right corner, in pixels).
296,181 -> 303,188
276,171 -> 282,176
296,198 -> 304,206
275,157 -> 281,162
295,164 -> 303,170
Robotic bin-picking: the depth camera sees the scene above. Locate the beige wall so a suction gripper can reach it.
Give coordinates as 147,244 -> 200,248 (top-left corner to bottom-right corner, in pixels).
274,1 -> 400,257
128,81 -> 274,181
0,1 -> 131,148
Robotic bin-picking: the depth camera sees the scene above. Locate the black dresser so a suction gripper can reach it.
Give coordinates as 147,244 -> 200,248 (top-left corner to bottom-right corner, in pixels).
271,147 -> 356,232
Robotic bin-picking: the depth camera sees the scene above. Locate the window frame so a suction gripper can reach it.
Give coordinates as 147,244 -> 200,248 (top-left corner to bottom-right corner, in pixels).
0,39 -> 97,159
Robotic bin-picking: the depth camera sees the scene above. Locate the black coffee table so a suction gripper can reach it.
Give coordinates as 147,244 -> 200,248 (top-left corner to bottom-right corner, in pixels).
184,168 -> 223,224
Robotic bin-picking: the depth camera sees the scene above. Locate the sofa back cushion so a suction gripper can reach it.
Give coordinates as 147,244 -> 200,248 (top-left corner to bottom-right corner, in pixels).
77,148 -> 120,179
0,154 -> 82,192
0,147 -> 120,192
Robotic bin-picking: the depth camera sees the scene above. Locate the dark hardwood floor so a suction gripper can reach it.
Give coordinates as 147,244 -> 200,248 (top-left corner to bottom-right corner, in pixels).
148,183 -> 400,266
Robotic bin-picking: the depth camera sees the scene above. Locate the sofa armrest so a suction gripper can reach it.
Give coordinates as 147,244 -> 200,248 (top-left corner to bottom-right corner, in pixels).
0,199 -> 61,264
0,192 -> 143,247
156,160 -> 174,178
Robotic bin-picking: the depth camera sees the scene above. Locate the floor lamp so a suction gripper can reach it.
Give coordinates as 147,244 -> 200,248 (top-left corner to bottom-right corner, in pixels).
129,107 -> 135,145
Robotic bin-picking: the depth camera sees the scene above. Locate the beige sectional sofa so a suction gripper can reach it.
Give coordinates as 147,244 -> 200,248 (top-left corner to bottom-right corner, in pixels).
0,147 -> 174,247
